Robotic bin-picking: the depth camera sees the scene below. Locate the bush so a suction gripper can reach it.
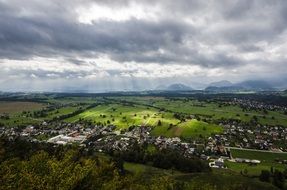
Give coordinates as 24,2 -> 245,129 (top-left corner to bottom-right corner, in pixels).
259,170 -> 270,182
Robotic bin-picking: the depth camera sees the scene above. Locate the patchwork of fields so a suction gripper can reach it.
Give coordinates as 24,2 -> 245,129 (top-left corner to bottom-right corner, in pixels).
1,95 -> 287,139
113,97 -> 287,127
1,95 -> 287,188
0,98 -> 225,138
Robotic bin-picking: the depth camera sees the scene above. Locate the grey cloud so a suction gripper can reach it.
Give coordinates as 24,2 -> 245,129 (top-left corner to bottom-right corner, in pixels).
237,44 -> 263,53
0,11 -> 192,63
0,0 -> 287,85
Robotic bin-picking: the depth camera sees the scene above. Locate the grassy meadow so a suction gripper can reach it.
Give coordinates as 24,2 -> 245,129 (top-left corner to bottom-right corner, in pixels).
151,119 -> 223,138
226,148 -> 287,176
0,101 -> 44,113
112,97 -> 287,127
0,101 -> 45,126
65,103 -> 183,130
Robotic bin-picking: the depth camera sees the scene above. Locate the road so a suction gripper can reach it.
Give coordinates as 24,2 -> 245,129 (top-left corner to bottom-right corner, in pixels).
226,146 -> 287,154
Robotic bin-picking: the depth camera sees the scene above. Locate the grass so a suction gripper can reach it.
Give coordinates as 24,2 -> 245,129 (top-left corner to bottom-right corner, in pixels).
115,97 -> 287,127
176,119 -> 223,138
151,119 -> 223,139
0,101 -> 45,127
226,161 -> 286,176
180,169 -> 279,190
0,115 -> 41,126
64,102 -> 223,138
124,162 -> 182,178
42,106 -> 81,120
65,103 -> 179,129
1,96 -> 286,139
124,162 -> 149,174
226,148 -> 287,176
0,101 -> 44,114
124,162 -> 278,189
230,148 -> 287,162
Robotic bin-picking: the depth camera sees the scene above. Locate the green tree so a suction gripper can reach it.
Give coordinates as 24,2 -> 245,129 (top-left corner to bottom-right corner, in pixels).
273,170 -> 285,189
259,170 -> 270,182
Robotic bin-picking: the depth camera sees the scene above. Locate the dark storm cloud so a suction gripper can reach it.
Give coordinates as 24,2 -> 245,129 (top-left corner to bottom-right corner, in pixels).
0,8 -> 191,63
0,0 -> 287,69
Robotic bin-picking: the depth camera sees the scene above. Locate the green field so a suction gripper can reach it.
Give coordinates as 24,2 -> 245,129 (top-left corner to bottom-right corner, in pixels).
0,101 -> 44,113
60,97 -> 226,138
0,101 -> 45,126
67,104 -> 157,127
226,148 -> 287,175
112,97 -> 287,127
152,119 -> 223,139
1,96 -> 286,139
42,106 -> 82,120
64,103 -> 223,138
231,148 -> 287,161
226,161 -> 286,176
65,103 -> 179,129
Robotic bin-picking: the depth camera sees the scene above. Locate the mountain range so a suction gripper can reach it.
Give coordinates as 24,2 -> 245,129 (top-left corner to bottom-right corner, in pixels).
205,80 -> 273,92
155,80 -> 275,92
156,83 -> 193,91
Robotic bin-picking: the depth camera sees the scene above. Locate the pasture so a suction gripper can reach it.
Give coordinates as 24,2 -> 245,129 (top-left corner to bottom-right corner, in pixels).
152,119 -> 222,139
226,148 -> 287,175
230,148 -> 287,161
1,96 -> 286,139
64,102 -> 223,138
65,103 -> 180,129
0,101 -> 44,113
117,97 -> 287,127
226,161 -> 286,176
43,106 -> 82,120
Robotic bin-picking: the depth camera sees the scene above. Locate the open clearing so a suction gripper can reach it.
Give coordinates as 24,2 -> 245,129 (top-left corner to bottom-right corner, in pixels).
65,103 -> 180,129
113,97 -> 287,127
0,101 -> 44,113
64,103 -> 223,138
230,148 -> 287,161
226,148 -> 287,175
151,119 -> 222,139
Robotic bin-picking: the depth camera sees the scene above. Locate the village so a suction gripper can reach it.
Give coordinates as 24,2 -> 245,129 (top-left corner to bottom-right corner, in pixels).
216,122 -> 287,151
2,117 -> 286,169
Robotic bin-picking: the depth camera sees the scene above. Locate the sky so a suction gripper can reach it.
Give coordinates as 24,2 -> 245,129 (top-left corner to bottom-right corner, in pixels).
0,0 -> 287,92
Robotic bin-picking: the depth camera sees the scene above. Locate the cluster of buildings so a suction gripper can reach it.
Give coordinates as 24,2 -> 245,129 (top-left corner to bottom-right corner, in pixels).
1,116 -> 285,170
47,133 -> 86,145
154,136 -> 196,157
228,98 -> 286,112
87,126 -> 197,158
214,122 -> 287,152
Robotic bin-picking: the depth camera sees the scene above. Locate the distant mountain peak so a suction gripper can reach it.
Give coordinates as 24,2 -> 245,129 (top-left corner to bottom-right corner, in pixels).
205,79 -> 273,92
166,83 -> 193,91
236,80 -> 272,90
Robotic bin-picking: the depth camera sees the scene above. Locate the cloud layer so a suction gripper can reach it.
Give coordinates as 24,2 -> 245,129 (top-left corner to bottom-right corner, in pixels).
0,0 -> 287,91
